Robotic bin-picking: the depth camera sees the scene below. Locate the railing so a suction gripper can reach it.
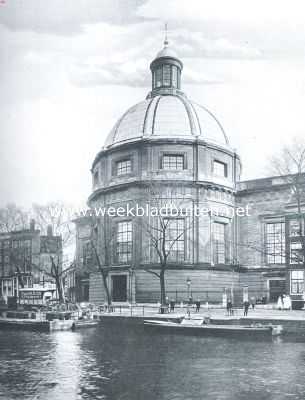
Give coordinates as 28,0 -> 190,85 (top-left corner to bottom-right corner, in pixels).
135,289 -> 270,305
99,303 -> 224,317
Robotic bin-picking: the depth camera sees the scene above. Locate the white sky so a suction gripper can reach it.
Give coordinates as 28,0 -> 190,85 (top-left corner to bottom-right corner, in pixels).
1,0 -> 305,207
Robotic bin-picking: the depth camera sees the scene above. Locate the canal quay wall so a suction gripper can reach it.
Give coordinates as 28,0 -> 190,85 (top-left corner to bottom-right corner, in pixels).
99,305 -> 305,334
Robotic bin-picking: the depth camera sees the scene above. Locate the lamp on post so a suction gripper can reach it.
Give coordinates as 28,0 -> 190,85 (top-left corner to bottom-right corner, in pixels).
186,277 -> 191,300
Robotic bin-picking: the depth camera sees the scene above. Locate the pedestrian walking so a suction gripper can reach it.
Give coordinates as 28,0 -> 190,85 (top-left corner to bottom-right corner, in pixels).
244,301 -> 248,316
165,296 -> 170,312
277,295 -> 284,310
283,295 -> 292,310
170,299 -> 175,312
227,299 -> 233,316
250,296 -> 256,310
195,299 -> 201,312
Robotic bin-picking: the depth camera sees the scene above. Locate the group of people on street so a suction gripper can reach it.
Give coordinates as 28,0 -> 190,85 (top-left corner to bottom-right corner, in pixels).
160,292 -> 293,317
227,296 -> 256,316
163,297 -> 201,314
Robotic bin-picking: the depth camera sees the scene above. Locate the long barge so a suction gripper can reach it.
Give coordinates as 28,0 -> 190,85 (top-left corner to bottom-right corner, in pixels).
0,317 -> 74,332
144,318 -> 283,338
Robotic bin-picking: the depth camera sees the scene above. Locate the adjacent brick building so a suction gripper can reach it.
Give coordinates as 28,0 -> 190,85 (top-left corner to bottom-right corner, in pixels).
0,220 -> 62,303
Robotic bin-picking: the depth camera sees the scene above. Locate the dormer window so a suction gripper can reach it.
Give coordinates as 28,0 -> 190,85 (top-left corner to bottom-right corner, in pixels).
162,154 -> 184,170
117,159 -> 131,176
213,160 -> 228,178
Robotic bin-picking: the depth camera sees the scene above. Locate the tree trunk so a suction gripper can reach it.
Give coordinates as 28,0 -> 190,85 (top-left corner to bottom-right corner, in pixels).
100,269 -> 111,306
160,268 -> 166,305
56,274 -> 64,303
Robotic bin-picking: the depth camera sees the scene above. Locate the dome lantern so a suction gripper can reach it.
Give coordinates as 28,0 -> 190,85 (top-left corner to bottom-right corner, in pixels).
150,37 -> 183,96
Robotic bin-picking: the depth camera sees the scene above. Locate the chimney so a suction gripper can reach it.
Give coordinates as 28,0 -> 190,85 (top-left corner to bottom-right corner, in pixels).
47,224 -> 53,237
30,219 -> 35,231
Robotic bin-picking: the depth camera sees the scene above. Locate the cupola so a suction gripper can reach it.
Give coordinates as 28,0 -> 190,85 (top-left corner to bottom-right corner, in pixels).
150,37 -> 183,96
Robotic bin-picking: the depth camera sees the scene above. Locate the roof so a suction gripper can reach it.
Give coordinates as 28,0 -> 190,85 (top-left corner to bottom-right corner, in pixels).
104,94 -> 229,149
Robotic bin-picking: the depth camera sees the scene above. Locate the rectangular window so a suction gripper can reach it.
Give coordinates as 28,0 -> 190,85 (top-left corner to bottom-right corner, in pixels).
266,222 -> 285,264
24,240 -> 31,248
155,67 -> 162,88
116,159 -> 131,176
213,222 -> 226,264
116,221 -> 132,264
213,160 -> 227,177
4,241 -> 9,249
289,219 -> 304,237
172,65 -> 178,87
163,65 -> 171,86
164,218 -> 185,262
290,242 -> 304,264
162,154 -> 184,170
291,270 -> 304,294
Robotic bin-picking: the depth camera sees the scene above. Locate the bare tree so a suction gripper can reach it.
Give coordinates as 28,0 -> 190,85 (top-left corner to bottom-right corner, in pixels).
32,202 -> 75,303
81,216 -> 116,307
0,204 -> 29,233
32,202 -> 74,248
139,183 -> 192,306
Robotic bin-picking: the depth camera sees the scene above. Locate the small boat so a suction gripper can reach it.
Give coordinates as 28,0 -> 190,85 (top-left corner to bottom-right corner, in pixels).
72,319 -> 99,330
144,317 -> 283,338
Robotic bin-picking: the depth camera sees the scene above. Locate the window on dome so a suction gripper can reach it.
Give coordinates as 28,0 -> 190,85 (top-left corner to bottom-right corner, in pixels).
213,160 -> 228,177
162,154 -> 184,170
155,67 -> 162,88
163,65 -> 171,86
116,159 -> 131,176
172,65 -> 178,88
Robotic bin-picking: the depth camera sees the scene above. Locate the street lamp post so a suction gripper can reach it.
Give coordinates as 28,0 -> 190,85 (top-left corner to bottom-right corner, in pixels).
186,277 -> 191,300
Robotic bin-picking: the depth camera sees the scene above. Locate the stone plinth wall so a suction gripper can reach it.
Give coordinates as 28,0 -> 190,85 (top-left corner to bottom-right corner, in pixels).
89,269 -> 271,306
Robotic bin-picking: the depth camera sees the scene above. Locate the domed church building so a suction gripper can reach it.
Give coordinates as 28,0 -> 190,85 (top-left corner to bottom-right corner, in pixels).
75,39 -> 300,306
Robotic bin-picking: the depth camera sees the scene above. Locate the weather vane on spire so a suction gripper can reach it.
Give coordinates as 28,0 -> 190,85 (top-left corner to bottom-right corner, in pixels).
164,22 -> 169,46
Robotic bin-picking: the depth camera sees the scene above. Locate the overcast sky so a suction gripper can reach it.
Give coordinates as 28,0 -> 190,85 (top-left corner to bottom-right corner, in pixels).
1,0 -> 305,207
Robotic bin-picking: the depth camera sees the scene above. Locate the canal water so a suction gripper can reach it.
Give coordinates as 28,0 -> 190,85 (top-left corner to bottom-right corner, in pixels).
1,323 -> 305,400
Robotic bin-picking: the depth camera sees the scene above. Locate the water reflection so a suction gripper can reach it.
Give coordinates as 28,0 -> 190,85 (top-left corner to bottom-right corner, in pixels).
1,324 -> 305,400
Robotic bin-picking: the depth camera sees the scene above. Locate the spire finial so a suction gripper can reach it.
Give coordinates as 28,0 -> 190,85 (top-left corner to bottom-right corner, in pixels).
164,22 -> 169,46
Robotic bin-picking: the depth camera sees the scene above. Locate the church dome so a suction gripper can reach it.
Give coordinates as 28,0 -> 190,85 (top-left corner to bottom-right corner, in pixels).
104,94 -> 229,148
104,38 -> 229,149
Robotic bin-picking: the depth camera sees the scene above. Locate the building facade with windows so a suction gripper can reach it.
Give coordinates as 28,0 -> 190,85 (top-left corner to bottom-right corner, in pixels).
76,40 -> 305,307
0,220 -> 62,304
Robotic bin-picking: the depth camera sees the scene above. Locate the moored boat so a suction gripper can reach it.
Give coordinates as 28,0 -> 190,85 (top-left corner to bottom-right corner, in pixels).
144,317 -> 283,338
72,319 -> 99,329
